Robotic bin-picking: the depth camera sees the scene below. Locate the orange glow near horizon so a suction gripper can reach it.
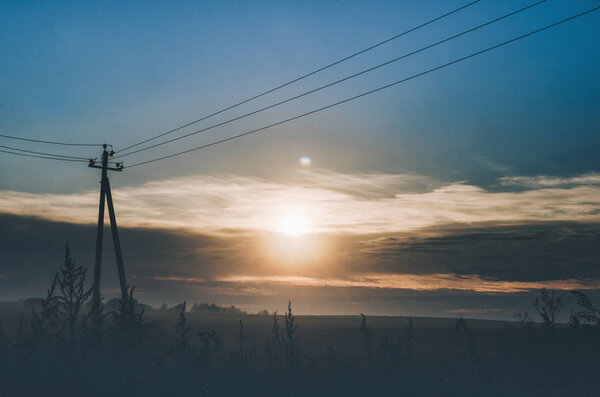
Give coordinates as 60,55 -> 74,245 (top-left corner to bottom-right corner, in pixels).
255,230 -> 331,271
216,273 -> 600,293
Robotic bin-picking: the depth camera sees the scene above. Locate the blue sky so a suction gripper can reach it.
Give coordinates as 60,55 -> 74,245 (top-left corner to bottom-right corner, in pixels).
1,1 -> 600,317
1,0 -> 598,192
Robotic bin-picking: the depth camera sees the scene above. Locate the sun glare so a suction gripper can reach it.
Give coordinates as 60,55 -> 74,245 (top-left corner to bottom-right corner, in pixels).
281,213 -> 309,236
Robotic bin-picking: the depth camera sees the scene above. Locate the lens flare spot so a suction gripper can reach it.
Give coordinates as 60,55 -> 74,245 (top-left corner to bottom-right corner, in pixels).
300,156 -> 311,166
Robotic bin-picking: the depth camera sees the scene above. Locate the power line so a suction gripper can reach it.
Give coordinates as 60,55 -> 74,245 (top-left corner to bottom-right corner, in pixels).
126,6 -> 600,169
0,144 -> 92,160
117,0 -> 545,160
0,133 -> 104,147
117,0 -> 482,153
0,149 -> 90,163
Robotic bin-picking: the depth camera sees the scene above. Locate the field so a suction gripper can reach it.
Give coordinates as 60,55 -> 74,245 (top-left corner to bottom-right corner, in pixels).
1,298 -> 599,397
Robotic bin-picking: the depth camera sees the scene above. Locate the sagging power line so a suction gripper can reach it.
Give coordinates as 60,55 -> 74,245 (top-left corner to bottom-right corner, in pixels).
0,144 -> 93,160
116,0 -> 483,154
116,0 -> 546,160
0,149 -> 90,163
0,133 -> 104,147
125,5 -> 600,169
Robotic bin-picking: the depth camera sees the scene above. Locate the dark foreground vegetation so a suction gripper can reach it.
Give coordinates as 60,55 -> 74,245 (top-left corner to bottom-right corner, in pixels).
1,244 -> 599,396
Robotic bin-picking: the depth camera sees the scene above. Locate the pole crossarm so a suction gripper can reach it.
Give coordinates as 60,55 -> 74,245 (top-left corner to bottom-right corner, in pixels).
88,163 -> 125,171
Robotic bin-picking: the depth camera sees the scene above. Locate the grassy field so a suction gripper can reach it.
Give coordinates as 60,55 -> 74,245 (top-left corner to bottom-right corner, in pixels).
151,310 -> 514,362
1,297 -> 599,396
0,303 -> 507,358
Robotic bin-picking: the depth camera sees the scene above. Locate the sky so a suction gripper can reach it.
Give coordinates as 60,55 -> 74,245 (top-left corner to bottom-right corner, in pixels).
1,0 -> 599,319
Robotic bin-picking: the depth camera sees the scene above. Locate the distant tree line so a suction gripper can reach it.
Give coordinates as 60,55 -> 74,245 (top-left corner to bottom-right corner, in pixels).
162,301 -> 247,314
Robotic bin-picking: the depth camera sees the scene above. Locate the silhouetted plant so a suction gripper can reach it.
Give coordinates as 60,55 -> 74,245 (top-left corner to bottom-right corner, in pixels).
284,300 -> 299,360
170,301 -> 192,359
236,319 -> 246,364
534,288 -> 565,329
265,311 -> 284,369
405,318 -> 414,370
197,329 -> 221,360
358,313 -> 372,355
80,296 -> 106,351
378,335 -> 402,364
56,242 -> 92,351
456,316 -> 487,379
15,314 -> 28,349
29,273 -> 61,349
513,312 -> 534,328
570,290 -> 600,326
568,309 -> 581,339
112,286 -> 153,354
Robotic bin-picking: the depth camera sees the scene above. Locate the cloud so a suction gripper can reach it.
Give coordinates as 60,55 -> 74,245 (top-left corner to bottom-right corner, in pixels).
2,213 -> 600,318
358,223 -> 600,282
2,214 -> 599,287
213,273 -> 600,293
499,173 -> 600,189
0,171 -> 599,236
2,169 -> 600,317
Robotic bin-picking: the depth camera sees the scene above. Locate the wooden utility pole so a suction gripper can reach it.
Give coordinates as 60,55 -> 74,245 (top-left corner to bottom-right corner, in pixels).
89,144 -> 126,312
105,180 -> 128,299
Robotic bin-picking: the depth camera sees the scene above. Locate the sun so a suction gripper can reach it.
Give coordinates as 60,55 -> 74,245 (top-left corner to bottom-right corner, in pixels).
281,213 -> 309,236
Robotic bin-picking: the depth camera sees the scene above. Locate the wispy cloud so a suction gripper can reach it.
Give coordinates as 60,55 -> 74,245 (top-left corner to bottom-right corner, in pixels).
0,170 -> 599,235
156,273 -> 600,294
499,173 -> 600,188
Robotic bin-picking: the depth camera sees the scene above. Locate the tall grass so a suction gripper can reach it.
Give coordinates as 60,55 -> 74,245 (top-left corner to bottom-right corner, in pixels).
533,288 -> 565,330
170,301 -> 191,360
57,242 -> 92,352
358,313 -> 372,356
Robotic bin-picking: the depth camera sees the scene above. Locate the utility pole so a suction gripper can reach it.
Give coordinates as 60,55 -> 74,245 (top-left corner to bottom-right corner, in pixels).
88,144 -> 126,313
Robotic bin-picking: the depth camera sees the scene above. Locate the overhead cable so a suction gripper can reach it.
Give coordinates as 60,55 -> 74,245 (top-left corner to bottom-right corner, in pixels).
117,0 -> 545,159
0,144 -> 92,160
0,133 -> 104,147
126,6 -> 600,169
0,149 -> 90,163
117,0 -> 483,153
